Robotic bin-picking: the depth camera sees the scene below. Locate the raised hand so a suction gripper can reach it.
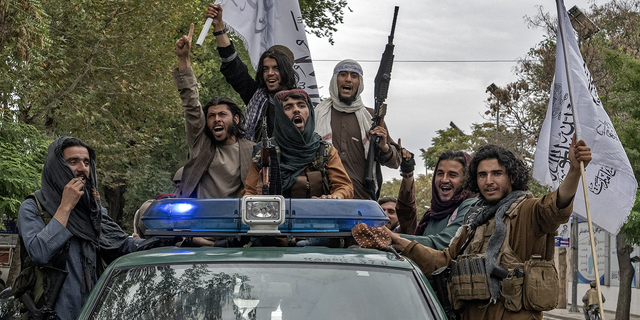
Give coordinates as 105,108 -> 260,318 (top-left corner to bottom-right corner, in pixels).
175,23 -> 194,59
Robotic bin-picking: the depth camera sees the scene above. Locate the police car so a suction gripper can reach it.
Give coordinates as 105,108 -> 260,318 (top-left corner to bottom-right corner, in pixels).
76,196 -> 447,320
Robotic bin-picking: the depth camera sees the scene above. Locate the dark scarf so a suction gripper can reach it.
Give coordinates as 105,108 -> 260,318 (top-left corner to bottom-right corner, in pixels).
414,189 -> 475,235
415,153 -> 476,235
270,96 -> 321,191
464,190 -> 527,304
34,137 -> 128,294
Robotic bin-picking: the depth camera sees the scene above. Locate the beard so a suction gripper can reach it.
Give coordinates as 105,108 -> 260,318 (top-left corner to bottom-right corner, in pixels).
338,93 -> 357,105
211,122 -> 239,146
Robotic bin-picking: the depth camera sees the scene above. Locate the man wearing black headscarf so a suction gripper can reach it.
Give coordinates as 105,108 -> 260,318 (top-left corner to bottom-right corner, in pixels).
17,137 -> 142,320
243,89 -> 353,199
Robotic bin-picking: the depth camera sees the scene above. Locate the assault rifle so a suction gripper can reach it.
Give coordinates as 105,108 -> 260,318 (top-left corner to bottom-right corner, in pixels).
260,115 -> 282,195
22,266 -> 68,320
261,119 -> 271,195
364,6 -> 399,200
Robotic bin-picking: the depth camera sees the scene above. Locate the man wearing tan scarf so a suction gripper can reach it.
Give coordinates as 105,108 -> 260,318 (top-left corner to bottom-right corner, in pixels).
314,59 -> 401,200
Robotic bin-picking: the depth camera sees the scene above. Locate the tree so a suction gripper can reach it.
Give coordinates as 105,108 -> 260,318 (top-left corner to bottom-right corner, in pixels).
299,0 -> 351,45
380,173 -> 433,222
0,118 -> 49,217
2,0 -> 350,231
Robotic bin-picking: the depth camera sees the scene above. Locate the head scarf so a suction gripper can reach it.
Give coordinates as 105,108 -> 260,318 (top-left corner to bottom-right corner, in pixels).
271,89 -> 322,191
415,153 -> 476,235
314,59 -> 373,158
34,137 -> 129,294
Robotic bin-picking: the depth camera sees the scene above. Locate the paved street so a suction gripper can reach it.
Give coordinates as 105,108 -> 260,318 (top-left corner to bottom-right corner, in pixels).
544,305 -> 640,320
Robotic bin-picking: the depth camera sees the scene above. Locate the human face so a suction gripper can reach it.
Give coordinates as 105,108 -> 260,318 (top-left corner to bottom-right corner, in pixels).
381,201 -> 398,230
206,104 -> 239,145
434,159 -> 465,202
282,97 -> 309,133
476,159 -> 513,203
262,57 -> 284,93
63,146 -> 90,185
336,71 -> 360,99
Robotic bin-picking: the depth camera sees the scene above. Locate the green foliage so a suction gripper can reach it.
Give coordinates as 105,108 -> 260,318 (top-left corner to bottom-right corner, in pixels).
620,206 -> 640,246
2,0 -> 349,230
420,127 -> 476,170
0,118 -> 50,217
0,0 -> 50,62
298,0 -> 350,45
380,173 -> 433,220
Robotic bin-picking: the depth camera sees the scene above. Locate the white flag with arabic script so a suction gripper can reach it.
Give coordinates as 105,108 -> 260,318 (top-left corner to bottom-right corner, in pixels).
220,0 -> 320,105
532,0 -> 637,234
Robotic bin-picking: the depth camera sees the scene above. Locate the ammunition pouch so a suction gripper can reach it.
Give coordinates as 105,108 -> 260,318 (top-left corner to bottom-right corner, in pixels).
446,255 -> 490,310
522,255 -> 559,311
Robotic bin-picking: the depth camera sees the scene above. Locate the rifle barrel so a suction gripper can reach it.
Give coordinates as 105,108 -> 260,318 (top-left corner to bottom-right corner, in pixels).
388,6 -> 399,44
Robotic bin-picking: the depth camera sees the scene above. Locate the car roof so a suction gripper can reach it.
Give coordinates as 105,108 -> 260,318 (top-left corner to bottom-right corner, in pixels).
108,246 -> 415,270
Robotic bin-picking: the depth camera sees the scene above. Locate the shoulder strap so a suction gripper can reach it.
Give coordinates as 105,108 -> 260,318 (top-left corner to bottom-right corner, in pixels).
26,193 -> 52,223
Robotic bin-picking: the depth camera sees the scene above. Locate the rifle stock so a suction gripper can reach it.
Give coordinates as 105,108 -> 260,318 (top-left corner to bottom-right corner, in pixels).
364,6 -> 399,200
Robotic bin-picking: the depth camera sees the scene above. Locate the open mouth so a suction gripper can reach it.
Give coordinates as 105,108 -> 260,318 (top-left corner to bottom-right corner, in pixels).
439,185 -> 453,198
292,116 -> 304,126
340,84 -> 353,94
213,125 -> 224,133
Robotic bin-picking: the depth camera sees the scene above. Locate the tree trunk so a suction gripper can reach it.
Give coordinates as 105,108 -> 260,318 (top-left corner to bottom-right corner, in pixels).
616,233 -> 633,320
103,184 -> 127,228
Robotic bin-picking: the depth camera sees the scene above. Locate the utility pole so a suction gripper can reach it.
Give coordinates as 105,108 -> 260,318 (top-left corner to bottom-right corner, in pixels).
570,214 -> 579,312
487,83 -> 499,132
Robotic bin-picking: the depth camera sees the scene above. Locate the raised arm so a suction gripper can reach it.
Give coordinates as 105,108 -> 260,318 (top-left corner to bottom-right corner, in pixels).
396,145 -> 417,234
172,24 -> 205,150
556,136 -> 592,209
206,3 -> 258,104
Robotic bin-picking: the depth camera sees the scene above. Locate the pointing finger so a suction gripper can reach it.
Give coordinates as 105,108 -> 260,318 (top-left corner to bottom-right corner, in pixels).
188,23 -> 194,41
398,138 -> 402,150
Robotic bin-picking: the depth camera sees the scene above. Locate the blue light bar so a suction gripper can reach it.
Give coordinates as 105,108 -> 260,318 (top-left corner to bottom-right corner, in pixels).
141,198 -> 388,235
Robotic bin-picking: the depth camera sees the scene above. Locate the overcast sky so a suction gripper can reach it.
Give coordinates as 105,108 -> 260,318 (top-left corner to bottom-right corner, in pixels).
305,0 -> 595,181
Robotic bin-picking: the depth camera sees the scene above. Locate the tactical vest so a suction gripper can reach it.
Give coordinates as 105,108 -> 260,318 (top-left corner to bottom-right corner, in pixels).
254,141 -> 333,198
13,194 -> 70,314
448,195 -> 559,312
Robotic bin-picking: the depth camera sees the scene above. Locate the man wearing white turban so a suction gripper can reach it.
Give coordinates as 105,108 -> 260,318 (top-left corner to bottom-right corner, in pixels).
315,59 -> 401,200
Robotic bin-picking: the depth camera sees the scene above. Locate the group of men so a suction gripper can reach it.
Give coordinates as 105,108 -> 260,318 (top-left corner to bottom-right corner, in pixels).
173,3 -> 402,202
15,3 -> 596,320
16,5 -> 404,319
373,140 -> 592,320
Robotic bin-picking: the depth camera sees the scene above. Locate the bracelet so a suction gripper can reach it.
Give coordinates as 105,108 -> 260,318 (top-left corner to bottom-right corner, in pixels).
213,27 -> 228,36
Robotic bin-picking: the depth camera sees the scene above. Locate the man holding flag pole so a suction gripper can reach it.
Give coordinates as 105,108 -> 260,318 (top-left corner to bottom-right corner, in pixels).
202,1 -> 322,142
533,0 -> 638,318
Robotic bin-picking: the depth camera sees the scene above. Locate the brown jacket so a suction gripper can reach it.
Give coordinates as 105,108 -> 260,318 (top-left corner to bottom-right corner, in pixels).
243,146 -> 354,199
172,67 -> 253,197
329,107 -> 401,200
402,190 -> 573,320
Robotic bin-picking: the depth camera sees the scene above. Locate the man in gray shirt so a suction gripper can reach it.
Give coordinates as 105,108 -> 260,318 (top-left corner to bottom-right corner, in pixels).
17,137 -> 142,320
172,24 -> 253,198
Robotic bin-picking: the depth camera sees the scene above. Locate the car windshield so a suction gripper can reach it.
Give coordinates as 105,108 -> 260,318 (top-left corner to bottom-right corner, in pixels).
88,262 -> 434,320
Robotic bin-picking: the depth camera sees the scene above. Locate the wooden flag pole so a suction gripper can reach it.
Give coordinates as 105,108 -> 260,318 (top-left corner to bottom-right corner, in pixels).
555,0 -> 605,316
579,161 -> 605,320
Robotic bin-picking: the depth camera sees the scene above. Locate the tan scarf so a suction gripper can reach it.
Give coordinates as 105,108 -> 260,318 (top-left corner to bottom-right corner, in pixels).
314,59 -> 372,159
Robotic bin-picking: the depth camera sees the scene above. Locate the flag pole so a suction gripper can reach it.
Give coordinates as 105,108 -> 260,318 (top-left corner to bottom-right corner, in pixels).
555,0 -> 605,318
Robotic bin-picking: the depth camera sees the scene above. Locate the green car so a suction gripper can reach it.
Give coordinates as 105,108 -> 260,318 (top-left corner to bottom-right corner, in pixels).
77,197 -> 447,320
